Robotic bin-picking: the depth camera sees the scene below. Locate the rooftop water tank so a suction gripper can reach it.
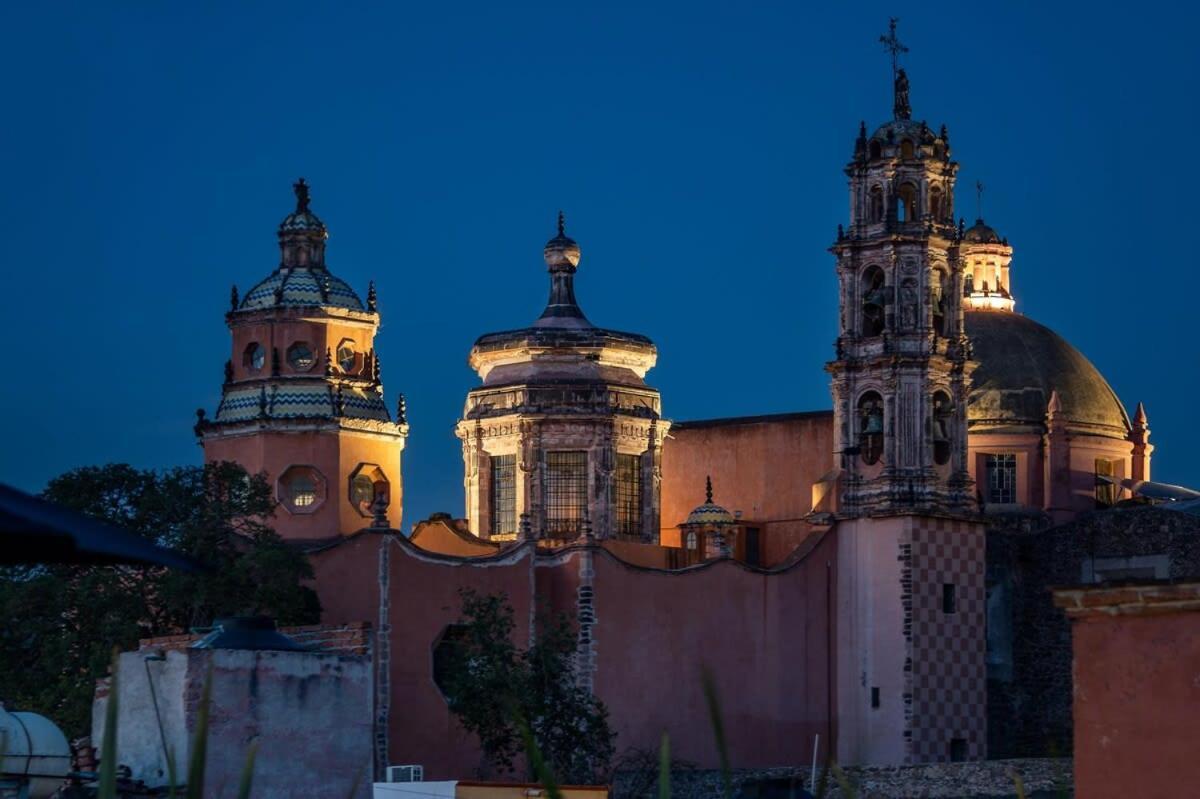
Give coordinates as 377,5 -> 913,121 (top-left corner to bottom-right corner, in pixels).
0,703 -> 70,799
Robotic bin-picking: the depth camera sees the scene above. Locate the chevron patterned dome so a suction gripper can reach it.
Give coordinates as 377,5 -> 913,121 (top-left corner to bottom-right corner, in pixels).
239,268 -> 364,311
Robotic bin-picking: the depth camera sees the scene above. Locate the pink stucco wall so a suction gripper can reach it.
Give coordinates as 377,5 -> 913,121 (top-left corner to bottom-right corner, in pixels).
1068,604 -> 1200,798
661,413 -> 835,565
312,531 -> 837,778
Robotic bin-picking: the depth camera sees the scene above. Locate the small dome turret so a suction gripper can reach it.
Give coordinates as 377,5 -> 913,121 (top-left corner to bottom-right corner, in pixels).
963,218 -> 1003,244
685,477 -> 735,526
235,179 -> 366,313
543,211 -> 581,270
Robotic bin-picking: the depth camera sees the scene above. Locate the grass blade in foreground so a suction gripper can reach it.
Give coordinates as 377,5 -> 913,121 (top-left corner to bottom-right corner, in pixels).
701,668 -> 733,799
658,733 -> 671,799
185,661 -> 214,799
97,650 -> 120,799
519,716 -> 561,799
236,741 -> 259,799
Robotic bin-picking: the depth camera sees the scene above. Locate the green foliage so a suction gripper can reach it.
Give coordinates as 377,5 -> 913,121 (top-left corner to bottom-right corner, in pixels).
0,461 -> 320,736
439,589 -> 615,785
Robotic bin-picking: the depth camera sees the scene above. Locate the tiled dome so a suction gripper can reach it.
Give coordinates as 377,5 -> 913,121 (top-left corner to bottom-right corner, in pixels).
962,219 -> 1003,244
239,268 -> 364,311
684,478 -> 734,526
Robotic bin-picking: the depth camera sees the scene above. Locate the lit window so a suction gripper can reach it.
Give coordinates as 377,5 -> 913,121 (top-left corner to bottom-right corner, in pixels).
986,454 -> 1017,504
337,340 -> 356,373
243,342 -> 265,371
686,531 -> 698,551
278,466 -> 325,514
614,454 -> 642,538
290,475 -> 316,508
287,342 -> 315,371
544,451 -> 587,538
1095,458 -> 1117,507
490,455 -> 516,536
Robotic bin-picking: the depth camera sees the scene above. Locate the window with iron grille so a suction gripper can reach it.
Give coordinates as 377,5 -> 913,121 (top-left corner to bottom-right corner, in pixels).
544,451 -> 587,538
490,454 -> 516,536
987,453 -> 1017,504
614,454 -> 642,537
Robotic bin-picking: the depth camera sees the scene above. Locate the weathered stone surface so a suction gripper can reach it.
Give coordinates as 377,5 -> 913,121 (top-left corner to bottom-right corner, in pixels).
985,505 -> 1200,758
613,759 -> 1072,799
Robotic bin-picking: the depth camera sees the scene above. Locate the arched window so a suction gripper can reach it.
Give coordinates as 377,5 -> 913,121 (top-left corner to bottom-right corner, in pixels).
929,185 -> 943,221
858,392 -> 884,465
931,391 -> 953,465
686,530 -> 698,551
861,266 -> 887,337
869,141 -> 882,160
900,139 -> 914,159
897,183 -> 918,223
869,186 -> 884,223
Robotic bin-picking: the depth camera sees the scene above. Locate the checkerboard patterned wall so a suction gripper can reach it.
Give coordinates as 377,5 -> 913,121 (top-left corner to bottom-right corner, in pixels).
904,516 -> 987,762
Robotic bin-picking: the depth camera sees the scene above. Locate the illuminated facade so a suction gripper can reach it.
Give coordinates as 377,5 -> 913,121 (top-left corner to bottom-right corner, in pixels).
455,217 -> 669,543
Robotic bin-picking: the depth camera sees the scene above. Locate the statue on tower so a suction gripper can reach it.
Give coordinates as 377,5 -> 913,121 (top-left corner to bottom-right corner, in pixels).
894,68 -> 911,120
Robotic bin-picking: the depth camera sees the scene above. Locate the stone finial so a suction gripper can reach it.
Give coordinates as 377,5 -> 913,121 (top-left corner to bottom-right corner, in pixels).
395,393 -> 407,425
837,223 -> 845,241
224,360 -> 233,384
230,285 -> 239,312
258,386 -> 268,417
367,280 -> 378,313
706,475 -> 713,504
293,177 -> 310,212
320,274 -> 331,302
325,347 -> 334,377
1133,401 -> 1148,429
193,408 -> 207,437
518,512 -> 532,543
335,383 -> 346,417
372,353 -> 382,387
939,123 -> 948,142
271,347 -> 281,377
1045,390 -> 1065,429
557,209 -> 565,236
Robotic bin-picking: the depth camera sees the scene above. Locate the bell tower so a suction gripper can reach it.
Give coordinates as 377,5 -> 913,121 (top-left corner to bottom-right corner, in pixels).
828,62 -> 973,513
196,180 -> 408,540
827,23 -> 987,766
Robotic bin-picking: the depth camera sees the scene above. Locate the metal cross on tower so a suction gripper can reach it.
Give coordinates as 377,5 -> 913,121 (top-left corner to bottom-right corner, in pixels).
879,18 -> 908,81
976,181 -> 985,221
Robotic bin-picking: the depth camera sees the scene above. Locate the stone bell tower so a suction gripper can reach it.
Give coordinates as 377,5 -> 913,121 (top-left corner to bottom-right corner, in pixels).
196,180 -> 409,540
826,23 -> 986,766
828,69 -> 973,514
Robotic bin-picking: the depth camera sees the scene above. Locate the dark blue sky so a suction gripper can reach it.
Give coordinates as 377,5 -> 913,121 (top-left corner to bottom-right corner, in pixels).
2,3 -> 1195,525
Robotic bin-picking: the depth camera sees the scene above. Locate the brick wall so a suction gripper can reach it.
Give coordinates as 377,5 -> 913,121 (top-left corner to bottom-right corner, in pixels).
138,621 -> 372,656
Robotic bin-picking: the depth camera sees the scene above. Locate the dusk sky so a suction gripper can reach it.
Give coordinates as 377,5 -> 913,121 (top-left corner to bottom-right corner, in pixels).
2,2 -> 1196,526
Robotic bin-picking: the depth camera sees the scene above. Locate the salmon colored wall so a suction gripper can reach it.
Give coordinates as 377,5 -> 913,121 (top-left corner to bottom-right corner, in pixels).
411,520 -> 501,557
384,543 -> 536,779
588,535 -> 836,767
661,413 -> 834,565
204,428 -> 403,537
229,315 -> 377,382
1071,611 -> 1200,799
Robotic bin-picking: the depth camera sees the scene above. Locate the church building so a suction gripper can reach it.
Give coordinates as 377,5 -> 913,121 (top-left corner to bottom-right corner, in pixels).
195,36 -> 1161,776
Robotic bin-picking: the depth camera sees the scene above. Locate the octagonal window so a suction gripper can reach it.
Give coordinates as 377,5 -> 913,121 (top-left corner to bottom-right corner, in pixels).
243,342 -> 266,371
287,342 -> 315,372
278,465 -> 325,514
337,339 -> 357,374
349,463 -> 389,517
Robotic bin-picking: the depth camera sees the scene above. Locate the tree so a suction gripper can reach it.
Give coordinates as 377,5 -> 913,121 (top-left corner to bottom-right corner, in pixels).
0,461 -> 320,736
437,589 -> 615,784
